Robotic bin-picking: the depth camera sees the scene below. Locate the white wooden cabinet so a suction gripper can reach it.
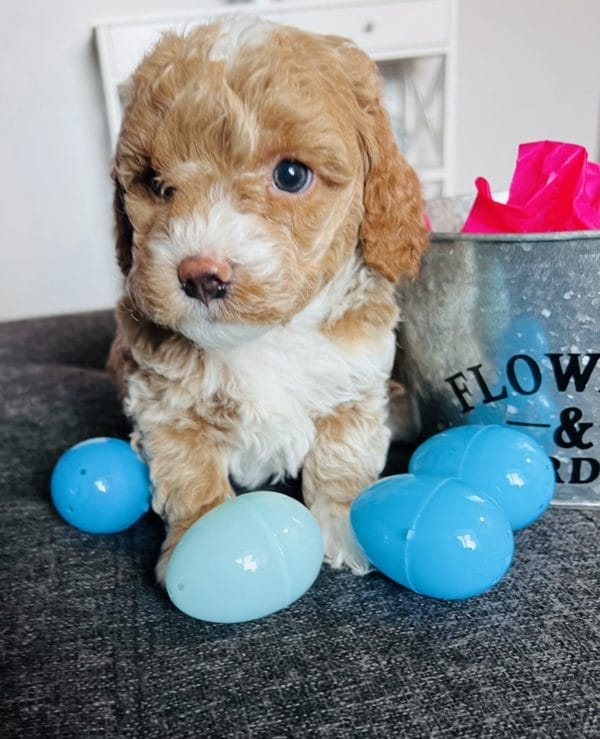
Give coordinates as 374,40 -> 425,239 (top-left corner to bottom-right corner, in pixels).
95,0 -> 456,195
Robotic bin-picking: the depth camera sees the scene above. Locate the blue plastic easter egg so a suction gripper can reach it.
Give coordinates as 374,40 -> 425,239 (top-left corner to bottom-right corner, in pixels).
165,492 -> 324,623
409,425 -> 555,530
496,314 -> 551,359
497,314 -> 550,361
350,475 -> 514,600
51,437 -> 151,534
468,390 -> 559,454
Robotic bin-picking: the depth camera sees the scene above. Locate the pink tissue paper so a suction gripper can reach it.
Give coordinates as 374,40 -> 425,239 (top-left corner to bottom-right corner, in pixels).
462,140 -> 600,233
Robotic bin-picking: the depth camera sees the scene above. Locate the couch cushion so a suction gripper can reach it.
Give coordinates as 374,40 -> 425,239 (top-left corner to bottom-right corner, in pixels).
1,311 -> 599,736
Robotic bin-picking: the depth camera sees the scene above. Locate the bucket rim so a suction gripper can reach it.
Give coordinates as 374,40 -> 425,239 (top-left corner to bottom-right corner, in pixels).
430,230 -> 600,243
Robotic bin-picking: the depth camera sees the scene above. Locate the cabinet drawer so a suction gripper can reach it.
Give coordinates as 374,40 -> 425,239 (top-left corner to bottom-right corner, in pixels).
284,1 -> 449,54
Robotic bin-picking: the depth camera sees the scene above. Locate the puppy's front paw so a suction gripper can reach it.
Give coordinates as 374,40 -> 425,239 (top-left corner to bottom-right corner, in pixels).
312,500 -> 372,576
155,543 -> 174,586
155,549 -> 171,587
155,522 -> 188,586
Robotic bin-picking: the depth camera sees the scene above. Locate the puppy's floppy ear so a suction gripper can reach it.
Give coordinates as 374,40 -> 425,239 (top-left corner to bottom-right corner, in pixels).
341,45 -> 428,282
112,168 -> 134,275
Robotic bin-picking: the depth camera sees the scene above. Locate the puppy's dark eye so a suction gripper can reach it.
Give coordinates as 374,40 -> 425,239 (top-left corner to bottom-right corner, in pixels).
272,160 -> 313,194
149,171 -> 175,200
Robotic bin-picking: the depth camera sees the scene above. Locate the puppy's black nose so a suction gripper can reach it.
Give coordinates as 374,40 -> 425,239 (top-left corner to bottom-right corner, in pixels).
177,257 -> 232,305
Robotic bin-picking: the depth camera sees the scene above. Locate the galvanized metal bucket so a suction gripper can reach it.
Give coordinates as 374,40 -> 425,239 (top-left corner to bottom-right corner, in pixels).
398,197 -> 600,507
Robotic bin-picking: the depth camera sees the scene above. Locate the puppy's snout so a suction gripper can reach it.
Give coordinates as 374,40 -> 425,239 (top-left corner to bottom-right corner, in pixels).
178,256 -> 233,305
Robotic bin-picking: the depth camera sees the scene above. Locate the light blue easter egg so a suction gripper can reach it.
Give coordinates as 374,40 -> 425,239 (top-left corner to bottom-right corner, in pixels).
409,424 -> 555,529
350,474 -> 514,600
165,492 -> 324,623
51,437 -> 151,534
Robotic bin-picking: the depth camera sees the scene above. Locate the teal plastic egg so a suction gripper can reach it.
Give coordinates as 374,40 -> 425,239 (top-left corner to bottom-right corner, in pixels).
165,492 -> 324,623
408,425 -> 555,530
51,437 -> 151,534
350,474 -> 514,600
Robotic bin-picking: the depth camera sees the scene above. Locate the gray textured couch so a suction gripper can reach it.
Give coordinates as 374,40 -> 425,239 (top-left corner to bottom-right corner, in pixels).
1,310 -> 599,737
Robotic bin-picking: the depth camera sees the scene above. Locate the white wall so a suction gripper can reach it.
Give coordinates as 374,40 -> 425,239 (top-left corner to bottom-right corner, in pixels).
1,0 -> 599,321
454,0 -> 600,194
0,0 -> 191,323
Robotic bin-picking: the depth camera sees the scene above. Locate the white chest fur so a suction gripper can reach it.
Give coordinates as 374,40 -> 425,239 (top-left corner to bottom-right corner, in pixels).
208,317 -> 395,488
